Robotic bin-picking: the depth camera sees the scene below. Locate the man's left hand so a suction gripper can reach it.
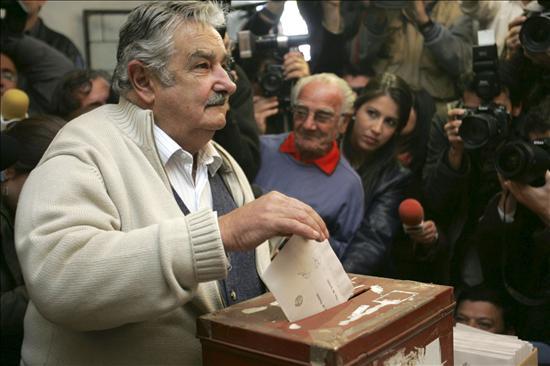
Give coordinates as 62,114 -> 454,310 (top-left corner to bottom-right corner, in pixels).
408,220 -> 439,245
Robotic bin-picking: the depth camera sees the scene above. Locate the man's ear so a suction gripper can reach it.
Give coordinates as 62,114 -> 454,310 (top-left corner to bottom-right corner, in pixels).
338,115 -> 352,135
127,60 -> 156,106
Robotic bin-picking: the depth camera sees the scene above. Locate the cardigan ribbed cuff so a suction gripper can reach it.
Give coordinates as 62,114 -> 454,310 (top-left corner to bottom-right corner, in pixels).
187,209 -> 228,283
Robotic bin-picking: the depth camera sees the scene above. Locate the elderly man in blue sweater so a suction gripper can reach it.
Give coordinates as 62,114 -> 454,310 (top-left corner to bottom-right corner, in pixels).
254,73 -> 364,257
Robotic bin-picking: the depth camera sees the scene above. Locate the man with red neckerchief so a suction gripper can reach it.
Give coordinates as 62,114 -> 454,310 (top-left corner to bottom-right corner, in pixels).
254,73 -> 364,257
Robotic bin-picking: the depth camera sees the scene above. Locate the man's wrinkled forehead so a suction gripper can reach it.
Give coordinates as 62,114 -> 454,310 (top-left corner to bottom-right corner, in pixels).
177,22 -> 227,62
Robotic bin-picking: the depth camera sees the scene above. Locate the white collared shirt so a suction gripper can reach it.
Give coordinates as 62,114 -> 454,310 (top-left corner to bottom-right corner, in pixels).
153,124 -> 222,213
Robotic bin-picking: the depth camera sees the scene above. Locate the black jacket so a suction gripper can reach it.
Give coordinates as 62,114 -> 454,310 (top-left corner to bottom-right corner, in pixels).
341,161 -> 411,276
422,113 -> 501,284
470,194 -> 550,341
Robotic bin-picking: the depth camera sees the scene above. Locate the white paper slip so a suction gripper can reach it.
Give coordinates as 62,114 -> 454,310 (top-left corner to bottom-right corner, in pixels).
260,235 -> 353,322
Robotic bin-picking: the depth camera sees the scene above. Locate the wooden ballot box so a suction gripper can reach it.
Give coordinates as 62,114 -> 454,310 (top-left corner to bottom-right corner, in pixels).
197,275 -> 455,365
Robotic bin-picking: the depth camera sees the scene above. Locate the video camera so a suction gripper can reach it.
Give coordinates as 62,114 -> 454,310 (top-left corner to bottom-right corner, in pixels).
236,30 -> 309,100
496,138 -> 550,186
520,0 -> 550,54
459,30 -> 510,150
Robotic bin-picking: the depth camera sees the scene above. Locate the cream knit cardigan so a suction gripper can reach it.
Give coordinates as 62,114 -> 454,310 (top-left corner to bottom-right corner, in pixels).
15,98 -> 270,365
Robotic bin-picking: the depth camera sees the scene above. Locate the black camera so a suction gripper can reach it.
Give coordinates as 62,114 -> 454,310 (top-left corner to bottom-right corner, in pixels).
237,30 -> 309,60
459,104 -> 510,150
520,0 -> 550,54
259,63 -> 285,98
458,34 -> 510,149
496,138 -> 550,186
237,30 -> 309,100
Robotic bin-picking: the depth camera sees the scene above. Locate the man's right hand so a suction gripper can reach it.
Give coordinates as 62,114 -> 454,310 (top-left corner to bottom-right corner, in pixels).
218,191 -> 329,252
505,15 -> 526,60
504,170 -> 550,227
444,108 -> 465,170
253,95 -> 279,134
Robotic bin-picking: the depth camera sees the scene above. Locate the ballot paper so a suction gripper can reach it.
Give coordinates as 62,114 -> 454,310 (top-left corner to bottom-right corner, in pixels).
260,235 -> 353,322
454,323 -> 534,366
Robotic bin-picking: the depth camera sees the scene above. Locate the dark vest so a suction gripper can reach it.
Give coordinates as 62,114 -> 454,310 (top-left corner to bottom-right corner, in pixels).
172,171 -> 264,306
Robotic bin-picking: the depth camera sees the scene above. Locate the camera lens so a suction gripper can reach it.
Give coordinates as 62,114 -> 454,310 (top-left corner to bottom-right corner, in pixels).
496,143 -> 526,179
496,140 -> 550,185
459,115 -> 492,149
520,14 -> 550,54
261,73 -> 284,95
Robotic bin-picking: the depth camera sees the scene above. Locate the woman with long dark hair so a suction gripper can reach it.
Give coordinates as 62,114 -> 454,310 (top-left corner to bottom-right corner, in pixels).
340,73 -> 413,275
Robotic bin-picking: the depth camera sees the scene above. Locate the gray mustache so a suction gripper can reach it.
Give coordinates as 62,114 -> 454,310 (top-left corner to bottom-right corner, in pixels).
205,92 -> 228,107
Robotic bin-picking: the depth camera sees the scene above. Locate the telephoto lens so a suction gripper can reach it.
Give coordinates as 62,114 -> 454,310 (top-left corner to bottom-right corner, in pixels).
496,139 -> 550,185
520,11 -> 550,54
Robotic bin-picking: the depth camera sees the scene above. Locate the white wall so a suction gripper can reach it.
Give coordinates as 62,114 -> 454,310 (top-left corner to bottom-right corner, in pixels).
40,1 -> 146,67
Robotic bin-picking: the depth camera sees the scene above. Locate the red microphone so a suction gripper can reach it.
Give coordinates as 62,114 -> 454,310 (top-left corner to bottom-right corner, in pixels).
398,198 -> 424,233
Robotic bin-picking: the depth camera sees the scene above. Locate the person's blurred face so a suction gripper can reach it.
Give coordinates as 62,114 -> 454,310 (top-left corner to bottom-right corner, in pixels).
352,95 -> 399,153
151,22 -> 236,153
462,90 -> 513,113
343,74 -> 370,95
21,0 -> 46,16
455,300 -> 507,334
292,81 -> 345,160
68,77 -> 111,120
1,53 -> 18,96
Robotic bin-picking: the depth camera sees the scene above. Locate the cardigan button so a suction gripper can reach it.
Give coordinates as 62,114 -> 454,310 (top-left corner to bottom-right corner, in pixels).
230,290 -> 237,301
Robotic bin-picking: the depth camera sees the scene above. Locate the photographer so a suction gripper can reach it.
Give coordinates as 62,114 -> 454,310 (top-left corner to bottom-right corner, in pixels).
422,61 -> 522,287
340,0 -> 474,117
504,0 -> 550,66
464,95 -> 550,343
504,1 -> 550,116
252,50 -> 310,134
235,28 -> 310,135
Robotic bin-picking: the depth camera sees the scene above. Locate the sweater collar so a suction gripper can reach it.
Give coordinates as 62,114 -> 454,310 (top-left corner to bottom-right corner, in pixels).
109,98 -> 229,180
279,132 -> 340,175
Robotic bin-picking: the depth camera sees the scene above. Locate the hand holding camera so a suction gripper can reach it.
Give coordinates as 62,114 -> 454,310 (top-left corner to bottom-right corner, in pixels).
505,15 -> 527,60
444,108 -> 465,170
283,51 -> 310,80
253,95 -> 279,134
504,170 -> 550,227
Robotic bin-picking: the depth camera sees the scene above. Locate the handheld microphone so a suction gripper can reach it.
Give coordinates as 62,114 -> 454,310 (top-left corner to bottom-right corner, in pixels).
398,198 -> 424,233
1,88 -> 29,129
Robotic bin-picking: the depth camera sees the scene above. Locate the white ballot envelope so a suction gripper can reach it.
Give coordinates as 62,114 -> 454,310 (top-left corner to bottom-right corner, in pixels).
260,235 -> 354,322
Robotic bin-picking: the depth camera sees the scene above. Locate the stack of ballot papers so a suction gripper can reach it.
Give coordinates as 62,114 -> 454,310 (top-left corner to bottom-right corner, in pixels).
260,235 -> 353,322
454,323 -> 534,365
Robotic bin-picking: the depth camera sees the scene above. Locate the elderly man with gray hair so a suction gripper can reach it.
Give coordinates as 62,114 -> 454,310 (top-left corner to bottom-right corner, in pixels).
254,73 -> 364,258
14,2 -> 328,365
